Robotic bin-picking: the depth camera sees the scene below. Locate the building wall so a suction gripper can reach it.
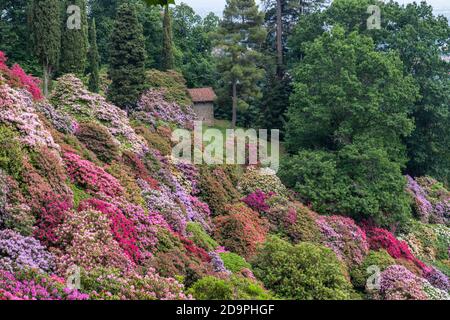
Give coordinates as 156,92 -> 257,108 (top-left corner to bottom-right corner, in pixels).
193,102 -> 215,126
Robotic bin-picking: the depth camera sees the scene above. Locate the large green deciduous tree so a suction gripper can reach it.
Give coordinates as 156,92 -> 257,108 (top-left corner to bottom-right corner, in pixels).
108,3 -> 146,110
215,0 -> 267,128
29,0 -> 62,96
282,27 -> 419,228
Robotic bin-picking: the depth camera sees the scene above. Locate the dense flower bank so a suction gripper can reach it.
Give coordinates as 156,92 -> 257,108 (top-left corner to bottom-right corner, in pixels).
0,63 -> 448,300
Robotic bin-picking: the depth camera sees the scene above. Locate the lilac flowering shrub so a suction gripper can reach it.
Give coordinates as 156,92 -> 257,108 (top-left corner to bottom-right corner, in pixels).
0,229 -> 54,273
374,265 -> 428,300
36,102 -> 78,134
407,175 -> 450,225
0,84 -> 59,150
50,75 -> 148,155
135,89 -> 196,129
315,215 -> 369,267
423,267 -> 450,291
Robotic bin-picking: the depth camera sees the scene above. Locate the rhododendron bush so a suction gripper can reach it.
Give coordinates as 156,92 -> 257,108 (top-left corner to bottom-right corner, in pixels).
0,60 -> 449,300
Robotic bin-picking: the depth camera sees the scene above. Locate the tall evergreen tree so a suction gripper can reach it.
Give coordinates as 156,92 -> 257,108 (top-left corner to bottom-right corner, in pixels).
29,0 -> 62,97
162,4 -> 175,70
60,0 -> 88,75
88,18 -> 100,93
215,0 -> 267,128
108,3 -> 146,110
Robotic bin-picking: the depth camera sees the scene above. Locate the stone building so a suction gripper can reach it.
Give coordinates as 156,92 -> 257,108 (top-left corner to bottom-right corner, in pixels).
187,87 -> 216,126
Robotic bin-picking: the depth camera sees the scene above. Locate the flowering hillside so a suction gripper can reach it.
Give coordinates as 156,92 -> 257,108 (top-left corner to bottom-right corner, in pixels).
0,56 -> 449,300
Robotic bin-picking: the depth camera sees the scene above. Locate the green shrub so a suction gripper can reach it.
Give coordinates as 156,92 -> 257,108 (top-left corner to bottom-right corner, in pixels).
350,250 -> 396,289
70,183 -> 90,209
220,252 -> 251,273
75,122 -> 120,163
188,276 -> 273,300
144,69 -> 192,107
0,126 -> 24,180
251,236 -> 355,300
186,222 -> 218,252
134,126 -> 172,156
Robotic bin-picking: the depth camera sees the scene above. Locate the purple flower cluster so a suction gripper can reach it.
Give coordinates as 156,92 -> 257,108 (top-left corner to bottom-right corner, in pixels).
406,176 -> 434,223
208,252 -> 231,275
424,267 -> 450,291
377,265 -> 428,300
242,190 -> 274,213
37,102 -> 78,134
0,84 -> 60,150
0,229 -> 54,273
136,89 -> 196,129
51,75 -> 148,156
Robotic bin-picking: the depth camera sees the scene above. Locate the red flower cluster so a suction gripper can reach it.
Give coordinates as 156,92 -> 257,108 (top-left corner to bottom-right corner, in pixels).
0,51 -> 42,100
34,193 -> 73,246
364,226 -> 428,272
78,199 -> 141,262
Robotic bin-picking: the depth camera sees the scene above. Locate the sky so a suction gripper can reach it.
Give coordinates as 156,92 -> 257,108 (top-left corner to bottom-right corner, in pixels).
179,0 -> 450,17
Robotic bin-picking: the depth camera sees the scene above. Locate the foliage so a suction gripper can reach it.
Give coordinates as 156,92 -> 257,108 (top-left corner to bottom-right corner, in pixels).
29,0 -> 61,95
220,252 -> 251,274
75,122 -> 120,163
238,167 -> 287,197
252,236 -> 354,300
186,222 -> 218,252
0,126 -> 24,180
350,250 -> 396,289
144,69 -> 192,107
214,204 -> 269,259
60,0 -> 88,75
214,0 -> 266,126
88,19 -> 101,93
188,275 -> 272,300
108,3 -> 146,109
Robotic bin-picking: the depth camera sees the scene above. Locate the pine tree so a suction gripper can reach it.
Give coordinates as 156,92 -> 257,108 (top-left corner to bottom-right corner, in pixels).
29,0 -> 62,96
215,0 -> 267,128
108,3 -> 146,110
88,18 -> 100,93
60,0 -> 88,75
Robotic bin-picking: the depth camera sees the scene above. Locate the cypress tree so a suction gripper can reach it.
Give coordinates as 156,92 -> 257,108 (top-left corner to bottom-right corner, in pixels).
108,3 -> 146,110
29,0 -> 62,97
162,4 -> 174,70
88,18 -> 100,93
60,0 -> 88,75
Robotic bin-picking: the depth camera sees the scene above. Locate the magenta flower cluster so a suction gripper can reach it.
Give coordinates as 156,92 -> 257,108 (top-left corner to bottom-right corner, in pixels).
63,152 -> 124,198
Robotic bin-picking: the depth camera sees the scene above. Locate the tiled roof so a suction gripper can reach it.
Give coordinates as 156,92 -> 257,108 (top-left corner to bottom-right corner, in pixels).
187,87 -> 217,103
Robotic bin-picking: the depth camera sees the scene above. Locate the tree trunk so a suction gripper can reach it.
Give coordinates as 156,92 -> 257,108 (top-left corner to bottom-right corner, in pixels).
232,79 -> 237,129
276,0 -> 283,76
43,63 -> 49,97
